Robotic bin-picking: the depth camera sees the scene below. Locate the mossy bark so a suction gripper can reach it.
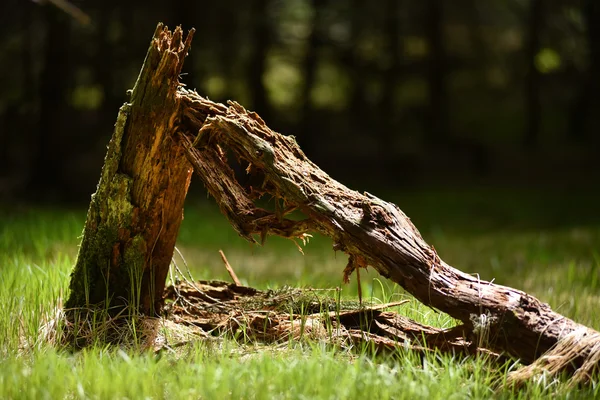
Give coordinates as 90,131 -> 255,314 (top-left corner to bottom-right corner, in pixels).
65,24 -> 194,315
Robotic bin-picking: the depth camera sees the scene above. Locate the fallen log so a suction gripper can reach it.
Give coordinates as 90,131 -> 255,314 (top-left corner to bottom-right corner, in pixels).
176,91 -> 600,384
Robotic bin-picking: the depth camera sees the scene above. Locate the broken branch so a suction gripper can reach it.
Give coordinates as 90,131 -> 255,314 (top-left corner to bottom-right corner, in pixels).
176,90 -> 600,383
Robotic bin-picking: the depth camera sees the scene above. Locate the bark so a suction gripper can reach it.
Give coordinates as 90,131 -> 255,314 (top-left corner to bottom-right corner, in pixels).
177,90 -> 600,380
65,25 -> 194,316
65,23 -> 600,382
164,280 -> 509,364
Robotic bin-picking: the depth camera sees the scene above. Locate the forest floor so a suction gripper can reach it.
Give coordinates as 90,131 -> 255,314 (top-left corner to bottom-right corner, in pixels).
1,187 -> 600,399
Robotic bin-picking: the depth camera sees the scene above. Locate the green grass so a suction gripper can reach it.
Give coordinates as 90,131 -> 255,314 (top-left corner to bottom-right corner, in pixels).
1,188 -> 600,399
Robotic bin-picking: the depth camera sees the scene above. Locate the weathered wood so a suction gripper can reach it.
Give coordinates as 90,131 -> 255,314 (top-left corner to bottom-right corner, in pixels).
164,280 -> 508,363
65,24 -> 194,315
176,91 -> 600,380
64,22 -> 599,382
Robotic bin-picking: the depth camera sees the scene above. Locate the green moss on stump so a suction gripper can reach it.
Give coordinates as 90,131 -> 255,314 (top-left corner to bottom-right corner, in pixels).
66,104 -> 144,312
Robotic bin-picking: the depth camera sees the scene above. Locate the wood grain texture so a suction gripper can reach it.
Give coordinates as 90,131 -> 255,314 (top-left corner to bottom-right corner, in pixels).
66,24 -> 194,315
66,23 -> 599,382
177,92 -> 598,370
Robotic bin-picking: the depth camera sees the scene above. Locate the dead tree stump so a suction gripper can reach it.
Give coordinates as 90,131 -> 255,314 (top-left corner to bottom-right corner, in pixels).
65,25 -> 194,315
64,23 -> 600,384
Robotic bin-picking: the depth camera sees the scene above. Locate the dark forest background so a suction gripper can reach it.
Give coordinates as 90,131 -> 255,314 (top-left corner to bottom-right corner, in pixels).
0,0 -> 598,203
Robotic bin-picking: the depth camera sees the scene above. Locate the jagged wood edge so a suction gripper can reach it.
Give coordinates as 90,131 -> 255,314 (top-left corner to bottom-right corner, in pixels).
163,280 -> 508,363
175,89 -> 599,384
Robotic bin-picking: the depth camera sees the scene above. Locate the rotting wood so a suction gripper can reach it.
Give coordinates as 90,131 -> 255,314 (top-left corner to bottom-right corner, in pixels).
162,280 -> 508,364
65,24 -> 195,316
63,23 -> 600,385
175,92 -> 600,384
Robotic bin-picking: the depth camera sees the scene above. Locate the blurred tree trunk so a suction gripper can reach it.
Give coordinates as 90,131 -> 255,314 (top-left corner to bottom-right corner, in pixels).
65,25 -> 193,317
0,108 -> 11,187
568,0 -> 599,143
298,0 -> 326,158
247,0 -> 271,121
524,0 -> 543,150
0,105 -> 7,176
465,0 -> 488,65
379,0 -> 402,142
0,0 -> 14,176
28,6 -> 72,199
347,0 -> 368,130
0,0 -> 36,186
425,0 -> 447,142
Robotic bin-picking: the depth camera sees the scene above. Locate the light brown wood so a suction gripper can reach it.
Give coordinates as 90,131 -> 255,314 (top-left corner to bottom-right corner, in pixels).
66,24 -> 194,315
65,23 -> 600,383
219,250 -> 242,286
177,92 -> 600,381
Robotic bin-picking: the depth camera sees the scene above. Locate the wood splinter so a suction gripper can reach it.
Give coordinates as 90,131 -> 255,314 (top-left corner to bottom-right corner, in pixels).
219,250 -> 242,286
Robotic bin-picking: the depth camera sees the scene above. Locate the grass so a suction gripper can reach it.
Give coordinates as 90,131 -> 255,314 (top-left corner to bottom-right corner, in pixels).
1,187 -> 600,399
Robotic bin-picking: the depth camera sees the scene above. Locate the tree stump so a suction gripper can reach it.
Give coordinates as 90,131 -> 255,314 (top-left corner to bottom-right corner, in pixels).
65,23 -> 600,385
65,25 -> 194,315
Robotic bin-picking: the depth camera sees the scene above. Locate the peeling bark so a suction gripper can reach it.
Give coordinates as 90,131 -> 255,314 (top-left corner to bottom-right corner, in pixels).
176,91 -> 599,378
66,23 -> 600,384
